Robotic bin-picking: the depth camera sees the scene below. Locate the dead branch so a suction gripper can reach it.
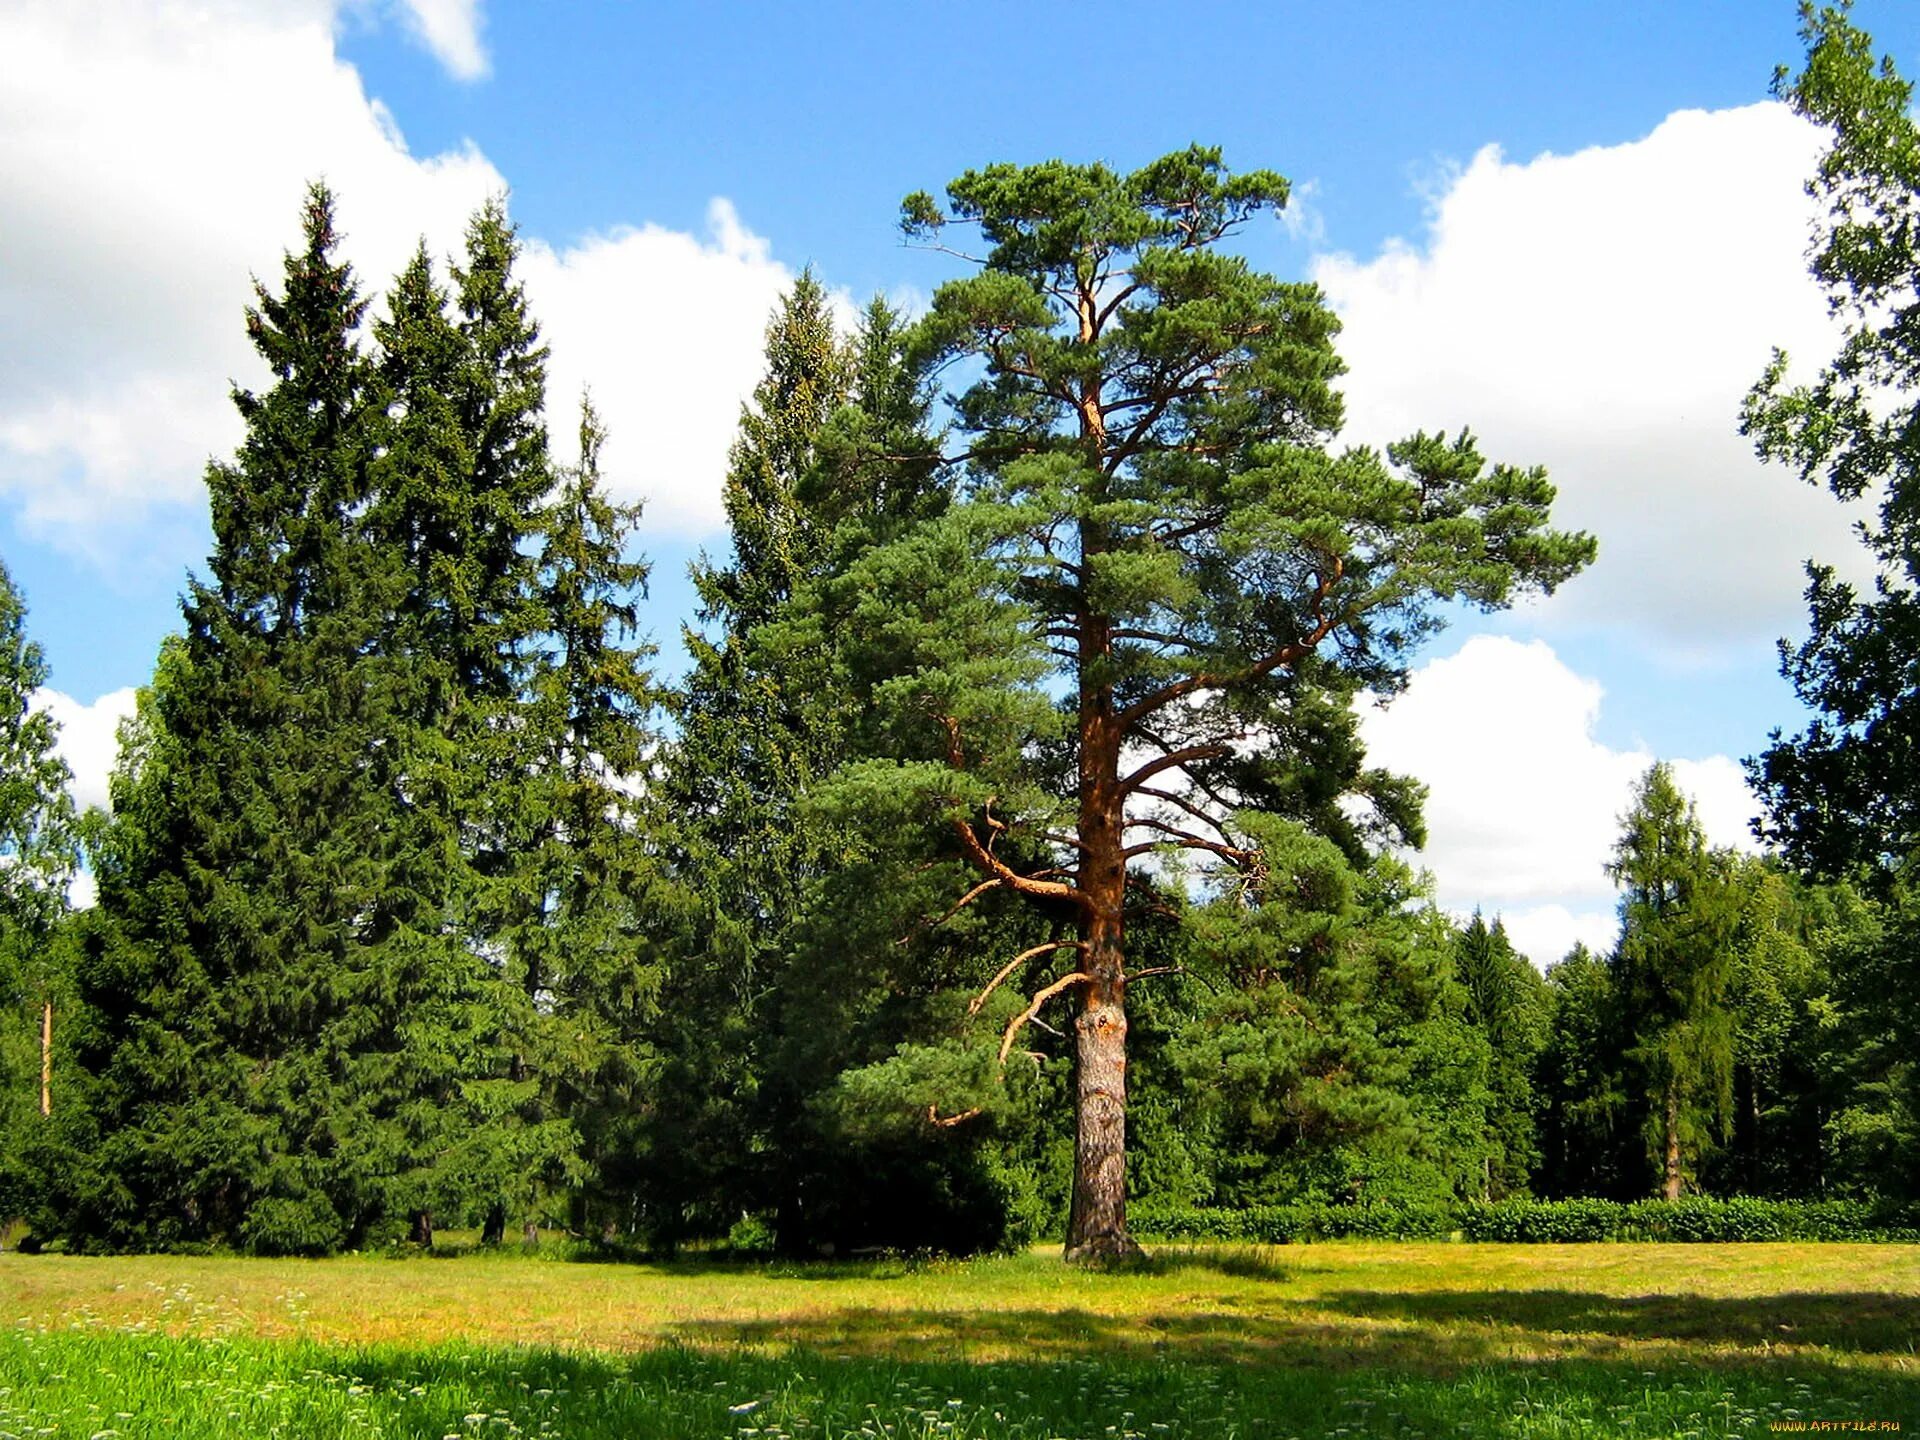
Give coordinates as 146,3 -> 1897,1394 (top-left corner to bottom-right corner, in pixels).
971,940 -> 1088,1016
1131,783 -> 1235,840
1124,965 -> 1184,983
1122,816 -> 1256,863
898,877 -> 1005,946
1001,972 -> 1094,1063
927,1104 -> 984,1128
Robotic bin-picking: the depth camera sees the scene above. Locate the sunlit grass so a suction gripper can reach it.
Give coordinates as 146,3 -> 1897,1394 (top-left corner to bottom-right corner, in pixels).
0,1242 -> 1912,1436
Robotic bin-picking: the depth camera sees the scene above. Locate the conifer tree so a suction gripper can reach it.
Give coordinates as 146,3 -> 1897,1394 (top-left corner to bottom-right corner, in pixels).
1607,763 -> 1738,1200
805,147 -> 1593,1258
60,183 -> 402,1251
1534,942 -> 1631,1198
644,275 -> 855,1240
508,396 -> 675,1240
1454,911 -> 1549,1197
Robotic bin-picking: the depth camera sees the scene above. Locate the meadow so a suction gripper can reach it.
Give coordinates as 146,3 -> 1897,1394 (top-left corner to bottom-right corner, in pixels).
0,1241 -> 1910,1437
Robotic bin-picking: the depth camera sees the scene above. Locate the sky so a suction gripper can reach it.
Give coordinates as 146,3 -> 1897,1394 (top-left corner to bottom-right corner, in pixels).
8,0 -> 1917,961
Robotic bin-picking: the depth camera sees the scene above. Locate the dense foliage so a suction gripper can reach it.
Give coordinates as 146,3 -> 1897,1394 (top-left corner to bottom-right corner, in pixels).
4,58 -> 1920,1255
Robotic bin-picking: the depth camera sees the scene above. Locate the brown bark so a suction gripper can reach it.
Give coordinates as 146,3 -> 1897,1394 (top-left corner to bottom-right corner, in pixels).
1063,687 -> 1142,1262
410,1209 -> 434,1248
39,1002 -> 50,1117
1662,1079 -> 1683,1202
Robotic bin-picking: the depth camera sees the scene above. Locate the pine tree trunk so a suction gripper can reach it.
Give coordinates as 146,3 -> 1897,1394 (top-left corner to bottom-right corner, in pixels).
1662,1079 -> 1683,1201
1064,722 -> 1140,1263
1066,982 -> 1134,1261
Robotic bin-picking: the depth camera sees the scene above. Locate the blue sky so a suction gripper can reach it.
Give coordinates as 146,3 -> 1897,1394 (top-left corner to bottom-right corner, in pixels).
8,0 -> 1917,959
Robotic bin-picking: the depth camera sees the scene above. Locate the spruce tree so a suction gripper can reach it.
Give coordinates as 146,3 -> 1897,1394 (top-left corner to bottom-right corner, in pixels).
509,396 -> 675,1241
61,183 -> 402,1251
646,275 -> 855,1241
1454,912 -> 1549,1197
1607,763 -> 1739,1200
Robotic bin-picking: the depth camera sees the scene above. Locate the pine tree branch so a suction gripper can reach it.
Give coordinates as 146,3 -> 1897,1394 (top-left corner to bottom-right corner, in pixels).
926,1104 -> 984,1128
1117,742 -> 1233,797
1113,558 -> 1344,730
1121,816 -> 1255,862
1130,783 -> 1235,840
939,714 -> 1090,912
970,940 -> 1088,1016
1000,971 -> 1094,1063
899,877 -> 1004,946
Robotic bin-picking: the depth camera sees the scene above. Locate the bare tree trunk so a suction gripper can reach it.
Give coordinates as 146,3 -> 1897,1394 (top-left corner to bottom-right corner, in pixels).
481,1201 -> 506,1246
39,1003 -> 50,1117
1064,721 -> 1141,1263
410,1209 -> 434,1248
1663,1079 -> 1683,1201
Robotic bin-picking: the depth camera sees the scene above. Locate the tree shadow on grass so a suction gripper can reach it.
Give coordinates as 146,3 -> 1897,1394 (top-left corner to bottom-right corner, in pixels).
668,1288 -> 1920,1373
1317,1288 -> 1920,1358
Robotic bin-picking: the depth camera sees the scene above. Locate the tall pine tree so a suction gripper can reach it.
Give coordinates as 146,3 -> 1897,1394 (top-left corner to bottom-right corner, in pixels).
802,147 -> 1592,1258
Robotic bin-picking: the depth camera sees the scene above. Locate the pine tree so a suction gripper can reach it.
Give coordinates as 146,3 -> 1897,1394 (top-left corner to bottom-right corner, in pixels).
802,147 -> 1593,1258
1607,763 -> 1739,1200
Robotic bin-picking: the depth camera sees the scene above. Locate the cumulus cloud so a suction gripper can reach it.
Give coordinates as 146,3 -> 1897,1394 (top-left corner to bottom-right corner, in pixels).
0,0 -> 501,556
1357,635 -> 1760,966
1497,905 -> 1620,970
0,0 -> 797,562
36,686 -> 137,815
1316,103 -> 1872,654
394,0 -> 488,81
527,202 -> 805,534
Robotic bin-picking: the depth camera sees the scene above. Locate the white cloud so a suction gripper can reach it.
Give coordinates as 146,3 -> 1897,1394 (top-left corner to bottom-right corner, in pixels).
1315,103 -> 1873,654
1358,635 -> 1759,966
0,0 -> 502,556
1494,904 -> 1620,972
67,869 -> 98,912
36,687 -> 138,815
0,0 -> 795,561
527,202 -> 802,534
394,0 -> 488,81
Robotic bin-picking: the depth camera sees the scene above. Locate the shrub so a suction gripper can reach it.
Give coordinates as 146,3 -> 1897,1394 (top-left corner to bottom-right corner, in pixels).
1135,1197 -> 1920,1244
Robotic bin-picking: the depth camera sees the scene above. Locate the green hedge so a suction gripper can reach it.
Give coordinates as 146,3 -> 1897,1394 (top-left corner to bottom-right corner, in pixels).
1132,1197 -> 1920,1244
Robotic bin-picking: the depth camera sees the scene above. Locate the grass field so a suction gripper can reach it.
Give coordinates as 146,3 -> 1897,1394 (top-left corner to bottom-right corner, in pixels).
0,1241 -> 1911,1437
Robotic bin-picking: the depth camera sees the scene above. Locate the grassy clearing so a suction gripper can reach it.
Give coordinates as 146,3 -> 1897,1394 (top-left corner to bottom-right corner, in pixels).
0,1243 -> 1912,1436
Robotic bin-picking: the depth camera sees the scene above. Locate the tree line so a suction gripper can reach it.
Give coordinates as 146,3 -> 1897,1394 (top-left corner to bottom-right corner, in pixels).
0,6 -> 1914,1258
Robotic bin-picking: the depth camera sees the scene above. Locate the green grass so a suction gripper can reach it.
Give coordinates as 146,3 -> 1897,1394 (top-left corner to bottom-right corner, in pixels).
0,1243 -> 1913,1437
